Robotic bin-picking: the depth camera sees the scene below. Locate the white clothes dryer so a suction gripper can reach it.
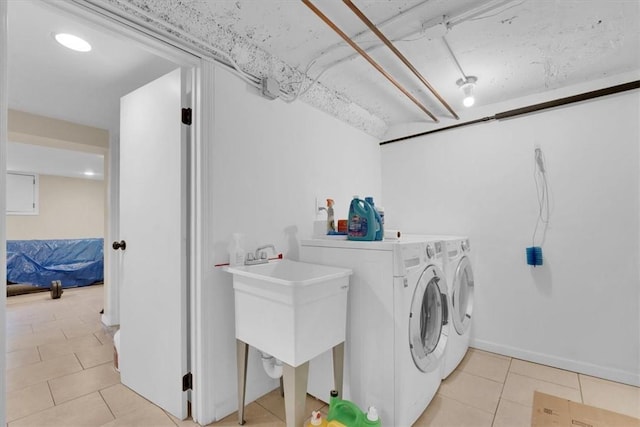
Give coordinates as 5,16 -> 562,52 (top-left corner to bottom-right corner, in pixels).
440,236 -> 475,379
300,236 -> 449,427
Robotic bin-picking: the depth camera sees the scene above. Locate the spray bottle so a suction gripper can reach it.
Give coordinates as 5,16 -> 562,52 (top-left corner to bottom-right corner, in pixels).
326,198 -> 336,233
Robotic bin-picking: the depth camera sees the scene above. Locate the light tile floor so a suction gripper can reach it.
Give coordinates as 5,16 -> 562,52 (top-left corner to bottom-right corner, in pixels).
5,285 -> 640,426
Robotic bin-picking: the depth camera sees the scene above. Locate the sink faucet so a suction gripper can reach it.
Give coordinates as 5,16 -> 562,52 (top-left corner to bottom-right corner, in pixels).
255,244 -> 276,259
245,244 -> 276,265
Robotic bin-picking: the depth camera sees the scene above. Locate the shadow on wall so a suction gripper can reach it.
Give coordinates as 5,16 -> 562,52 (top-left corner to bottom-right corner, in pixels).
284,225 -> 299,261
529,257 -> 553,296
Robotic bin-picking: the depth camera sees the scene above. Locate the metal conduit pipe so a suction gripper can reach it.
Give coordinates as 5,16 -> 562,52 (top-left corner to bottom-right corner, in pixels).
316,0 -> 433,59
302,0 -> 440,122
343,0 -> 459,120
313,0 -> 517,76
380,80 -> 640,146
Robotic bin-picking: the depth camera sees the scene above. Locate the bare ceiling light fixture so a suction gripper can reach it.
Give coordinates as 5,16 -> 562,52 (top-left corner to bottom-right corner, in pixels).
457,76 -> 477,107
54,33 -> 92,52
443,36 -> 477,107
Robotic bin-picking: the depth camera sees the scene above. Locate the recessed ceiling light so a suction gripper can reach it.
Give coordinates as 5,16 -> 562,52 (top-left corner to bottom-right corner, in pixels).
84,170 -> 96,176
54,33 -> 92,52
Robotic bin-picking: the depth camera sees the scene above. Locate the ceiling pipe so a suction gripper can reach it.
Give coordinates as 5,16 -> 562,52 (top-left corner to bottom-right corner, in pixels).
445,0 -> 520,28
442,36 -> 469,81
380,80 -> 640,145
301,0 -> 439,122
343,0 -> 459,120
317,0 -> 433,60
312,0 -> 518,75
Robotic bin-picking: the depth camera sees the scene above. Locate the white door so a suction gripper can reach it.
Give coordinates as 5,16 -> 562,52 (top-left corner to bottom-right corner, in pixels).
117,68 -> 190,419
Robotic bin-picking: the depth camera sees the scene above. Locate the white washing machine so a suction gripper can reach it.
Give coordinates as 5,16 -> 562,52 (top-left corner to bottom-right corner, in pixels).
440,236 -> 475,379
300,235 -> 449,427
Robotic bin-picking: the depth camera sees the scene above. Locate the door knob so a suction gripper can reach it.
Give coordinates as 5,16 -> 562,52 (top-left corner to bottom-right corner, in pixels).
112,240 -> 127,250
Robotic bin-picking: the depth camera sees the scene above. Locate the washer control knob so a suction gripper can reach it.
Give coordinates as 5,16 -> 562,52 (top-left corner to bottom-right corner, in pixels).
426,244 -> 434,259
461,239 -> 470,252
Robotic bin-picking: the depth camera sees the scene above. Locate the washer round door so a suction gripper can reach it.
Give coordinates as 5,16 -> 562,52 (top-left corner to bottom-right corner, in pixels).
452,256 -> 474,335
409,265 -> 448,373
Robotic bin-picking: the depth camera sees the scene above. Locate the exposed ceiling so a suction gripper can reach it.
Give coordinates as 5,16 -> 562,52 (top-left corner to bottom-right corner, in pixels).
7,0 -> 640,145
194,0 -> 639,130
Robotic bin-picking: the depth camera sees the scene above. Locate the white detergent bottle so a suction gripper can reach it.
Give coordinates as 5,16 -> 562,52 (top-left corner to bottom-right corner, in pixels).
228,233 -> 246,266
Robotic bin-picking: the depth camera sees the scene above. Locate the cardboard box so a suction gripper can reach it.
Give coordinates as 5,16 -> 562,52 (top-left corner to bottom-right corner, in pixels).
532,391 -> 640,427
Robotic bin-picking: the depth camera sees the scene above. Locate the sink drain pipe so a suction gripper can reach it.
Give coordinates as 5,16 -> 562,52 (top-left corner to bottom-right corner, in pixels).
260,351 -> 283,379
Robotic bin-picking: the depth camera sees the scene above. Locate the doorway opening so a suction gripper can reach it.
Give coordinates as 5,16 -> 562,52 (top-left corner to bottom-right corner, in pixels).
4,0 -> 203,423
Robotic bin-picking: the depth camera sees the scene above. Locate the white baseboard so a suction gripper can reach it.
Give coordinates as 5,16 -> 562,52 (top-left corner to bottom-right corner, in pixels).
470,338 -> 640,387
101,313 -> 119,327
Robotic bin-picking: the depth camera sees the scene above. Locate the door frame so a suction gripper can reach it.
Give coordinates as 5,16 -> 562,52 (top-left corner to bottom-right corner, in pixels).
1,1 -> 216,423
1,1 -> 9,425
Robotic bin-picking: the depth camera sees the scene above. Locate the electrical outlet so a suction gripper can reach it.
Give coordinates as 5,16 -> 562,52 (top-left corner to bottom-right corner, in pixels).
316,195 -> 329,218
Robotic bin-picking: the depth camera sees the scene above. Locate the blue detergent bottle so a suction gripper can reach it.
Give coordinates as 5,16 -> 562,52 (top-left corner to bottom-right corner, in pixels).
365,197 -> 384,241
348,196 -> 379,241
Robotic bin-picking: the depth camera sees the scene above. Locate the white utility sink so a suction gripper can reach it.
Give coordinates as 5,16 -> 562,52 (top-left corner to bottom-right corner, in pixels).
225,259 -> 352,367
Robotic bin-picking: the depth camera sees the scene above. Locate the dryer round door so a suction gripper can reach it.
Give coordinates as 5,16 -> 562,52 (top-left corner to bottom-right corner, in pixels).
409,265 -> 448,373
452,256 -> 474,335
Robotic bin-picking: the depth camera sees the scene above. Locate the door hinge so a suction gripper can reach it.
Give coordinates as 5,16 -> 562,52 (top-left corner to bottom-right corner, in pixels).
181,108 -> 192,125
182,372 -> 192,391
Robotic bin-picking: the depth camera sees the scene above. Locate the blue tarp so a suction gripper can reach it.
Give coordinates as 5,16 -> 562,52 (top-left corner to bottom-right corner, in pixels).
7,238 -> 104,288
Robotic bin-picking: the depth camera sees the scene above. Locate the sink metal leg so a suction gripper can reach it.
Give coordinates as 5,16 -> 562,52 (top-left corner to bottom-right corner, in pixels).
282,361 -> 309,427
332,342 -> 345,398
236,339 -> 249,425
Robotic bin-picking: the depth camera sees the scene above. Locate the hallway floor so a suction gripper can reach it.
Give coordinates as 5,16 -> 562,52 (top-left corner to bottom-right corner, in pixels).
5,285 -> 640,426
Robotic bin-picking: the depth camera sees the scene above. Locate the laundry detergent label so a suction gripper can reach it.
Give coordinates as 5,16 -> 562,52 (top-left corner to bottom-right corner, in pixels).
348,215 -> 368,237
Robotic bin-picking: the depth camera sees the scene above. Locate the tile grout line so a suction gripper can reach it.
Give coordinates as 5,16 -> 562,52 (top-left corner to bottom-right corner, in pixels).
32,362 -> 121,412
577,373 -> 585,404
451,365 -> 508,386
505,371 -> 582,394
509,357 -> 582,389
254,398 -> 287,422
97,388 -> 118,422
434,391 -> 497,418
5,379 -> 61,424
73,351 -> 86,371
36,343 -> 43,363
5,382 -> 56,425
46,378 -> 58,407
435,352 -> 514,424
163,409 -> 181,427
507,361 -> 582,391
490,356 -> 513,427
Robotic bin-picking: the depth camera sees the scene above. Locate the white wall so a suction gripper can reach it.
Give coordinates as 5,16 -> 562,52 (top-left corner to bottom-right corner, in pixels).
206,66 -> 381,419
7,174 -> 105,240
381,88 -> 640,385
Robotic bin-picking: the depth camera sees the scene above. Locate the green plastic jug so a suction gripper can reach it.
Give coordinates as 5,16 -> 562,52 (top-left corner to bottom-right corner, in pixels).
327,390 -> 381,427
347,196 -> 379,241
